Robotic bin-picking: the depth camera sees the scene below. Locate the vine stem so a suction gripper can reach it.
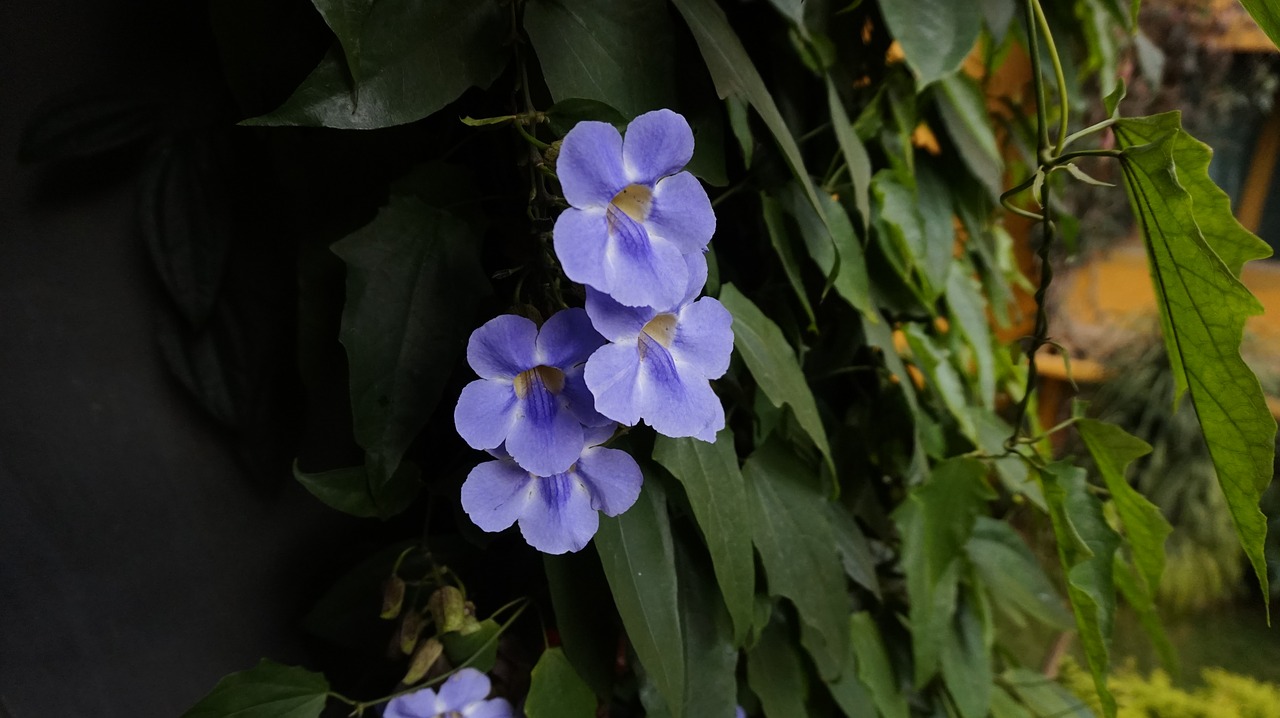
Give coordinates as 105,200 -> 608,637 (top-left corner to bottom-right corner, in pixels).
1032,0 -> 1070,156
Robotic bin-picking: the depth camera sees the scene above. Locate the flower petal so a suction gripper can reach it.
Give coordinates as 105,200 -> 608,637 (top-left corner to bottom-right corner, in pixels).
671,297 -> 734,379
461,459 -> 534,533
518,473 -> 599,554
383,688 -> 438,718
435,668 -> 492,712
622,109 -> 695,183
576,445 -> 643,516
506,381 -> 585,475
584,342 -> 644,427
467,314 -> 538,380
562,368 -> 611,427
559,121 -> 627,208
604,212 -> 688,308
679,250 -> 709,308
454,380 -> 517,451
636,336 -> 723,439
583,422 -> 618,447
648,172 -> 716,255
554,207 -> 609,292
535,307 -> 604,369
585,286 -> 654,342
464,698 -> 516,718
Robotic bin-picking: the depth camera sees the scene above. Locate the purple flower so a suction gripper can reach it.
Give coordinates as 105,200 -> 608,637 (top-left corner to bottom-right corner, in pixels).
384,668 -> 513,718
583,254 -> 732,442
461,424 -> 643,554
553,109 -> 716,310
454,309 -> 608,476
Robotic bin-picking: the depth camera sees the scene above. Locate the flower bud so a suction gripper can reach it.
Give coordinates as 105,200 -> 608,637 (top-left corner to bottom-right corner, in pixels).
381,576 -> 406,620
398,610 -> 426,655
544,140 -> 561,167
402,637 -> 444,685
429,586 -> 467,634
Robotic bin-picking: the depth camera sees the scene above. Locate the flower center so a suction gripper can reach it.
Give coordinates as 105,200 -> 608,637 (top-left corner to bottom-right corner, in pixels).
512,365 -> 565,399
610,183 -> 653,222
641,314 -> 678,350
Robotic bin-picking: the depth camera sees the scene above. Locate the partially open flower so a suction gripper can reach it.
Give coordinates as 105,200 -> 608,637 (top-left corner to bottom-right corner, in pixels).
384,668 -> 513,718
584,254 -> 732,442
454,309 -> 608,476
553,109 -> 715,309
461,425 -> 642,554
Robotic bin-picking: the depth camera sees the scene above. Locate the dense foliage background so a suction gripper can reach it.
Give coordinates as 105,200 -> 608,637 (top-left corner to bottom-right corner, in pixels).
17,0 -> 1280,716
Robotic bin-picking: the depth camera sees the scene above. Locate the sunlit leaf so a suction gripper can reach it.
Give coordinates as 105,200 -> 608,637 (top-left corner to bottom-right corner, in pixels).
1239,0 -> 1280,51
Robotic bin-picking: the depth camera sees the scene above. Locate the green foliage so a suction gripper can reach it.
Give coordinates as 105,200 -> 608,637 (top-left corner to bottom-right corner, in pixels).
1114,112 -> 1276,603
878,0 -> 981,87
525,648 -> 596,718
1060,659 -> 1280,718
181,660 -> 329,718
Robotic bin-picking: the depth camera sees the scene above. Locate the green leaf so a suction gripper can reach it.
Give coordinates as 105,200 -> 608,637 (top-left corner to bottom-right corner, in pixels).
524,0 -> 676,119
892,457 -> 994,685
1115,113 -> 1275,603
653,429 -> 756,646
760,193 -> 817,326
742,440 -> 849,680
1076,419 -> 1171,597
1000,668 -> 1094,718
526,648 -> 597,718
245,1 -> 507,128
946,264 -> 996,408
747,615 -> 809,718
674,537 -> 741,717
545,98 -> 627,137
719,284 -> 835,479
827,76 -> 873,231
848,612 -> 909,718
596,478 -> 685,715
671,0 -> 831,223
903,325 -> 977,442
1239,0 -> 1280,51
966,517 -> 1073,631
827,501 -> 882,598
916,164 -> 958,295
1039,463 -> 1119,717
441,618 -> 501,673
181,659 -> 329,718
544,552 -> 618,698
870,170 -> 934,303
940,590 -> 993,718
879,0 -> 981,87
727,97 -> 754,168
936,73 -> 1002,200
989,685 -> 1035,718
1113,557 -> 1176,673
291,461 -> 376,518
778,184 -> 874,318
331,197 -> 488,517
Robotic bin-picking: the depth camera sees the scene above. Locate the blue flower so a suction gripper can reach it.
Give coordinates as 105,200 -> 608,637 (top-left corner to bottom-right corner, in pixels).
454,309 -> 608,476
461,424 -> 643,554
384,668 -> 514,718
553,109 -> 716,310
583,254 -> 733,442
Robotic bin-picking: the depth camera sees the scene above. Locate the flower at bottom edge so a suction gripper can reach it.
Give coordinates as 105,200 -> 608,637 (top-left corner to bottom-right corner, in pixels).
383,667 -> 514,718
460,425 -> 643,555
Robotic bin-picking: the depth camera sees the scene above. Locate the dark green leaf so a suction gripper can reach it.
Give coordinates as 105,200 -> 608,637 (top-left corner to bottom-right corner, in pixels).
871,170 -> 932,303
441,618 -> 501,673
524,0 -> 676,119
1000,668 -> 1093,718
743,440 -> 848,680
761,193 -> 817,326
940,590 -> 993,718
545,98 -> 627,137
181,660 -> 328,718
848,612 -> 909,718
596,478 -> 685,715
989,685 -> 1035,718
1076,419 -> 1170,597
916,164 -> 957,296
936,73 -> 1003,200
828,77 -> 873,231
332,197 -> 488,517
823,193 -> 875,318
719,284 -> 835,479
893,458 -> 994,685
827,637 -> 878,718
966,517 -> 1072,631
903,325 -> 977,442
653,429 -> 756,646
727,97 -> 754,168
526,648 -> 597,718
1039,463 -> 1119,717
1115,113 -> 1275,602
675,537 -> 740,717
671,0 -> 832,223
292,461 -> 377,518
544,551 -> 618,698
1239,0 -> 1280,51
309,0 -> 372,81
827,502 -> 881,598
18,85 -> 161,163
946,264 -> 996,408
245,1 -> 507,128
747,615 -> 809,718
879,0 -> 981,87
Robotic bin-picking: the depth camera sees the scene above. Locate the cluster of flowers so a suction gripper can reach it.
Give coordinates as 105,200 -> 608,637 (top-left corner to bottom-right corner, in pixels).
454,109 -> 732,554
386,668 -> 512,718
